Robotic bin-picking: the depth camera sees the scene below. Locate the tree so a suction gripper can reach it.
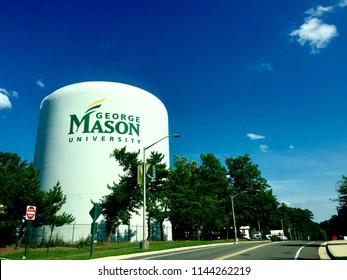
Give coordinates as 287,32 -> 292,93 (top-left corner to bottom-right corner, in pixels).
167,156 -> 200,240
336,176 -> 347,208
0,152 -> 74,246
37,182 -> 75,227
321,175 -> 347,238
0,153 -> 40,245
335,176 -> 347,235
100,147 -> 142,241
278,203 -> 323,240
37,182 -> 75,246
146,151 -> 170,241
225,154 -> 279,233
167,154 -> 230,240
195,153 -> 229,240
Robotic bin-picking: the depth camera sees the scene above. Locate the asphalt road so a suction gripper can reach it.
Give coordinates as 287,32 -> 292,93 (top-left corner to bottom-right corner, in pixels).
124,241 -> 323,260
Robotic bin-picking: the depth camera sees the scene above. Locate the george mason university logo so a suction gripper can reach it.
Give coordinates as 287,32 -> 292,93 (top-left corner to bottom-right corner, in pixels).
68,98 -> 142,144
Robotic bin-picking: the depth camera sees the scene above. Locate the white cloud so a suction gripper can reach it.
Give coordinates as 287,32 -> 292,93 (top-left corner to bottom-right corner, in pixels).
247,133 -> 265,140
249,62 -> 273,72
0,88 -> 9,95
306,5 -> 334,17
339,0 -> 347,7
0,87 -> 19,111
290,1 -> 347,53
259,144 -> 269,153
0,88 -> 19,98
36,79 -> 46,88
259,63 -> 273,71
11,91 -> 19,98
0,92 -> 12,110
290,17 -> 338,53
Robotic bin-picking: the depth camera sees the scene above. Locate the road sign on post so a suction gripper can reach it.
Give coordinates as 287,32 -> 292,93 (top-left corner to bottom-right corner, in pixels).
89,202 -> 102,258
25,205 -> 36,220
23,205 -> 36,259
89,203 -> 102,221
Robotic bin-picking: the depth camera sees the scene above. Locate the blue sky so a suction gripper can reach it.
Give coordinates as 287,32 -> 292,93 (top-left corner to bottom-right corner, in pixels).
1,0 -> 346,223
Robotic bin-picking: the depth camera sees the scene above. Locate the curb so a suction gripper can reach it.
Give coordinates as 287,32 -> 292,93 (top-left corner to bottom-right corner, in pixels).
96,241 -> 243,260
326,243 -> 335,260
326,242 -> 347,260
318,242 -> 331,260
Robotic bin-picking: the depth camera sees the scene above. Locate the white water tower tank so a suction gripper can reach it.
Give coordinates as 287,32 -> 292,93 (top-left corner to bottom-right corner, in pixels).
34,81 -> 171,241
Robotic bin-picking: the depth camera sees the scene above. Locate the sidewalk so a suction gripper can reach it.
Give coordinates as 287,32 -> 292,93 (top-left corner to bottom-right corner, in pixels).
325,240 -> 347,260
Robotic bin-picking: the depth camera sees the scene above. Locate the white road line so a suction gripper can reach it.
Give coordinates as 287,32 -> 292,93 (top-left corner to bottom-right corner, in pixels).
215,242 -> 273,260
294,241 -> 314,260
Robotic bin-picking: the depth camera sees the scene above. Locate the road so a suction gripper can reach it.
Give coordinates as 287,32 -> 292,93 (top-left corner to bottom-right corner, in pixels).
123,241 -> 324,260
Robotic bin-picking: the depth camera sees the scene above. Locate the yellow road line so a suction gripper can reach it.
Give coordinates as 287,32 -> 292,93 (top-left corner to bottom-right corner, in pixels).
215,242 -> 274,260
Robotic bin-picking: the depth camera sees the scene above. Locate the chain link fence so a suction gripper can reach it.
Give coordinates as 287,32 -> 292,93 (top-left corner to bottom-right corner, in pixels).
33,221 -> 172,244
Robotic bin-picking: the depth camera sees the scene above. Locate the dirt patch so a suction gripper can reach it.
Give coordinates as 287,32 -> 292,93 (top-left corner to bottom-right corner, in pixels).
0,246 -> 24,257
0,245 -> 71,258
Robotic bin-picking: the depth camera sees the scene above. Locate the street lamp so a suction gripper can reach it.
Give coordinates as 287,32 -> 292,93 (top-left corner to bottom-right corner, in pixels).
227,175 -> 247,244
230,191 -> 248,243
140,133 -> 180,249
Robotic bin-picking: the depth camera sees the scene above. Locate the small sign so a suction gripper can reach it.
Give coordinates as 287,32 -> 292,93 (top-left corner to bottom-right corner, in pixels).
26,205 -> 36,220
89,203 -> 102,221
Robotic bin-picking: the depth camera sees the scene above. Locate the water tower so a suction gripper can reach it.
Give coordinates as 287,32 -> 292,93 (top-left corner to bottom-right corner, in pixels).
34,81 -> 172,241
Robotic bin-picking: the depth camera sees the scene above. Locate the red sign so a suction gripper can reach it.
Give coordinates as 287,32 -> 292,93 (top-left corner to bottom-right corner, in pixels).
26,205 -> 36,220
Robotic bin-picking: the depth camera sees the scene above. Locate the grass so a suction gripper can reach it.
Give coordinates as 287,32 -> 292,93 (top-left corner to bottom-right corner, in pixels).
0,240 -> 234,260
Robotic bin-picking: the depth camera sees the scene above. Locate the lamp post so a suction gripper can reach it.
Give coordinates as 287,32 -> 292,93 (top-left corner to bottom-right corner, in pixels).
227,175 -> 247,244
230,191 -> 248,243
231,194 -> 238,243
140,134 -> 179,249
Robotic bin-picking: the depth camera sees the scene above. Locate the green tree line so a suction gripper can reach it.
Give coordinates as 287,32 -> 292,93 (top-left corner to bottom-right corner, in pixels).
2,149 -> 344,246
101,148 -> 328,241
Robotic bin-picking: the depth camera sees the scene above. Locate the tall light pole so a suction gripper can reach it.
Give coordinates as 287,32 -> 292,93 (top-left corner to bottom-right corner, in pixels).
227,175 -> 247,244
140,133 -> 179,249
231,194 -> 238,243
